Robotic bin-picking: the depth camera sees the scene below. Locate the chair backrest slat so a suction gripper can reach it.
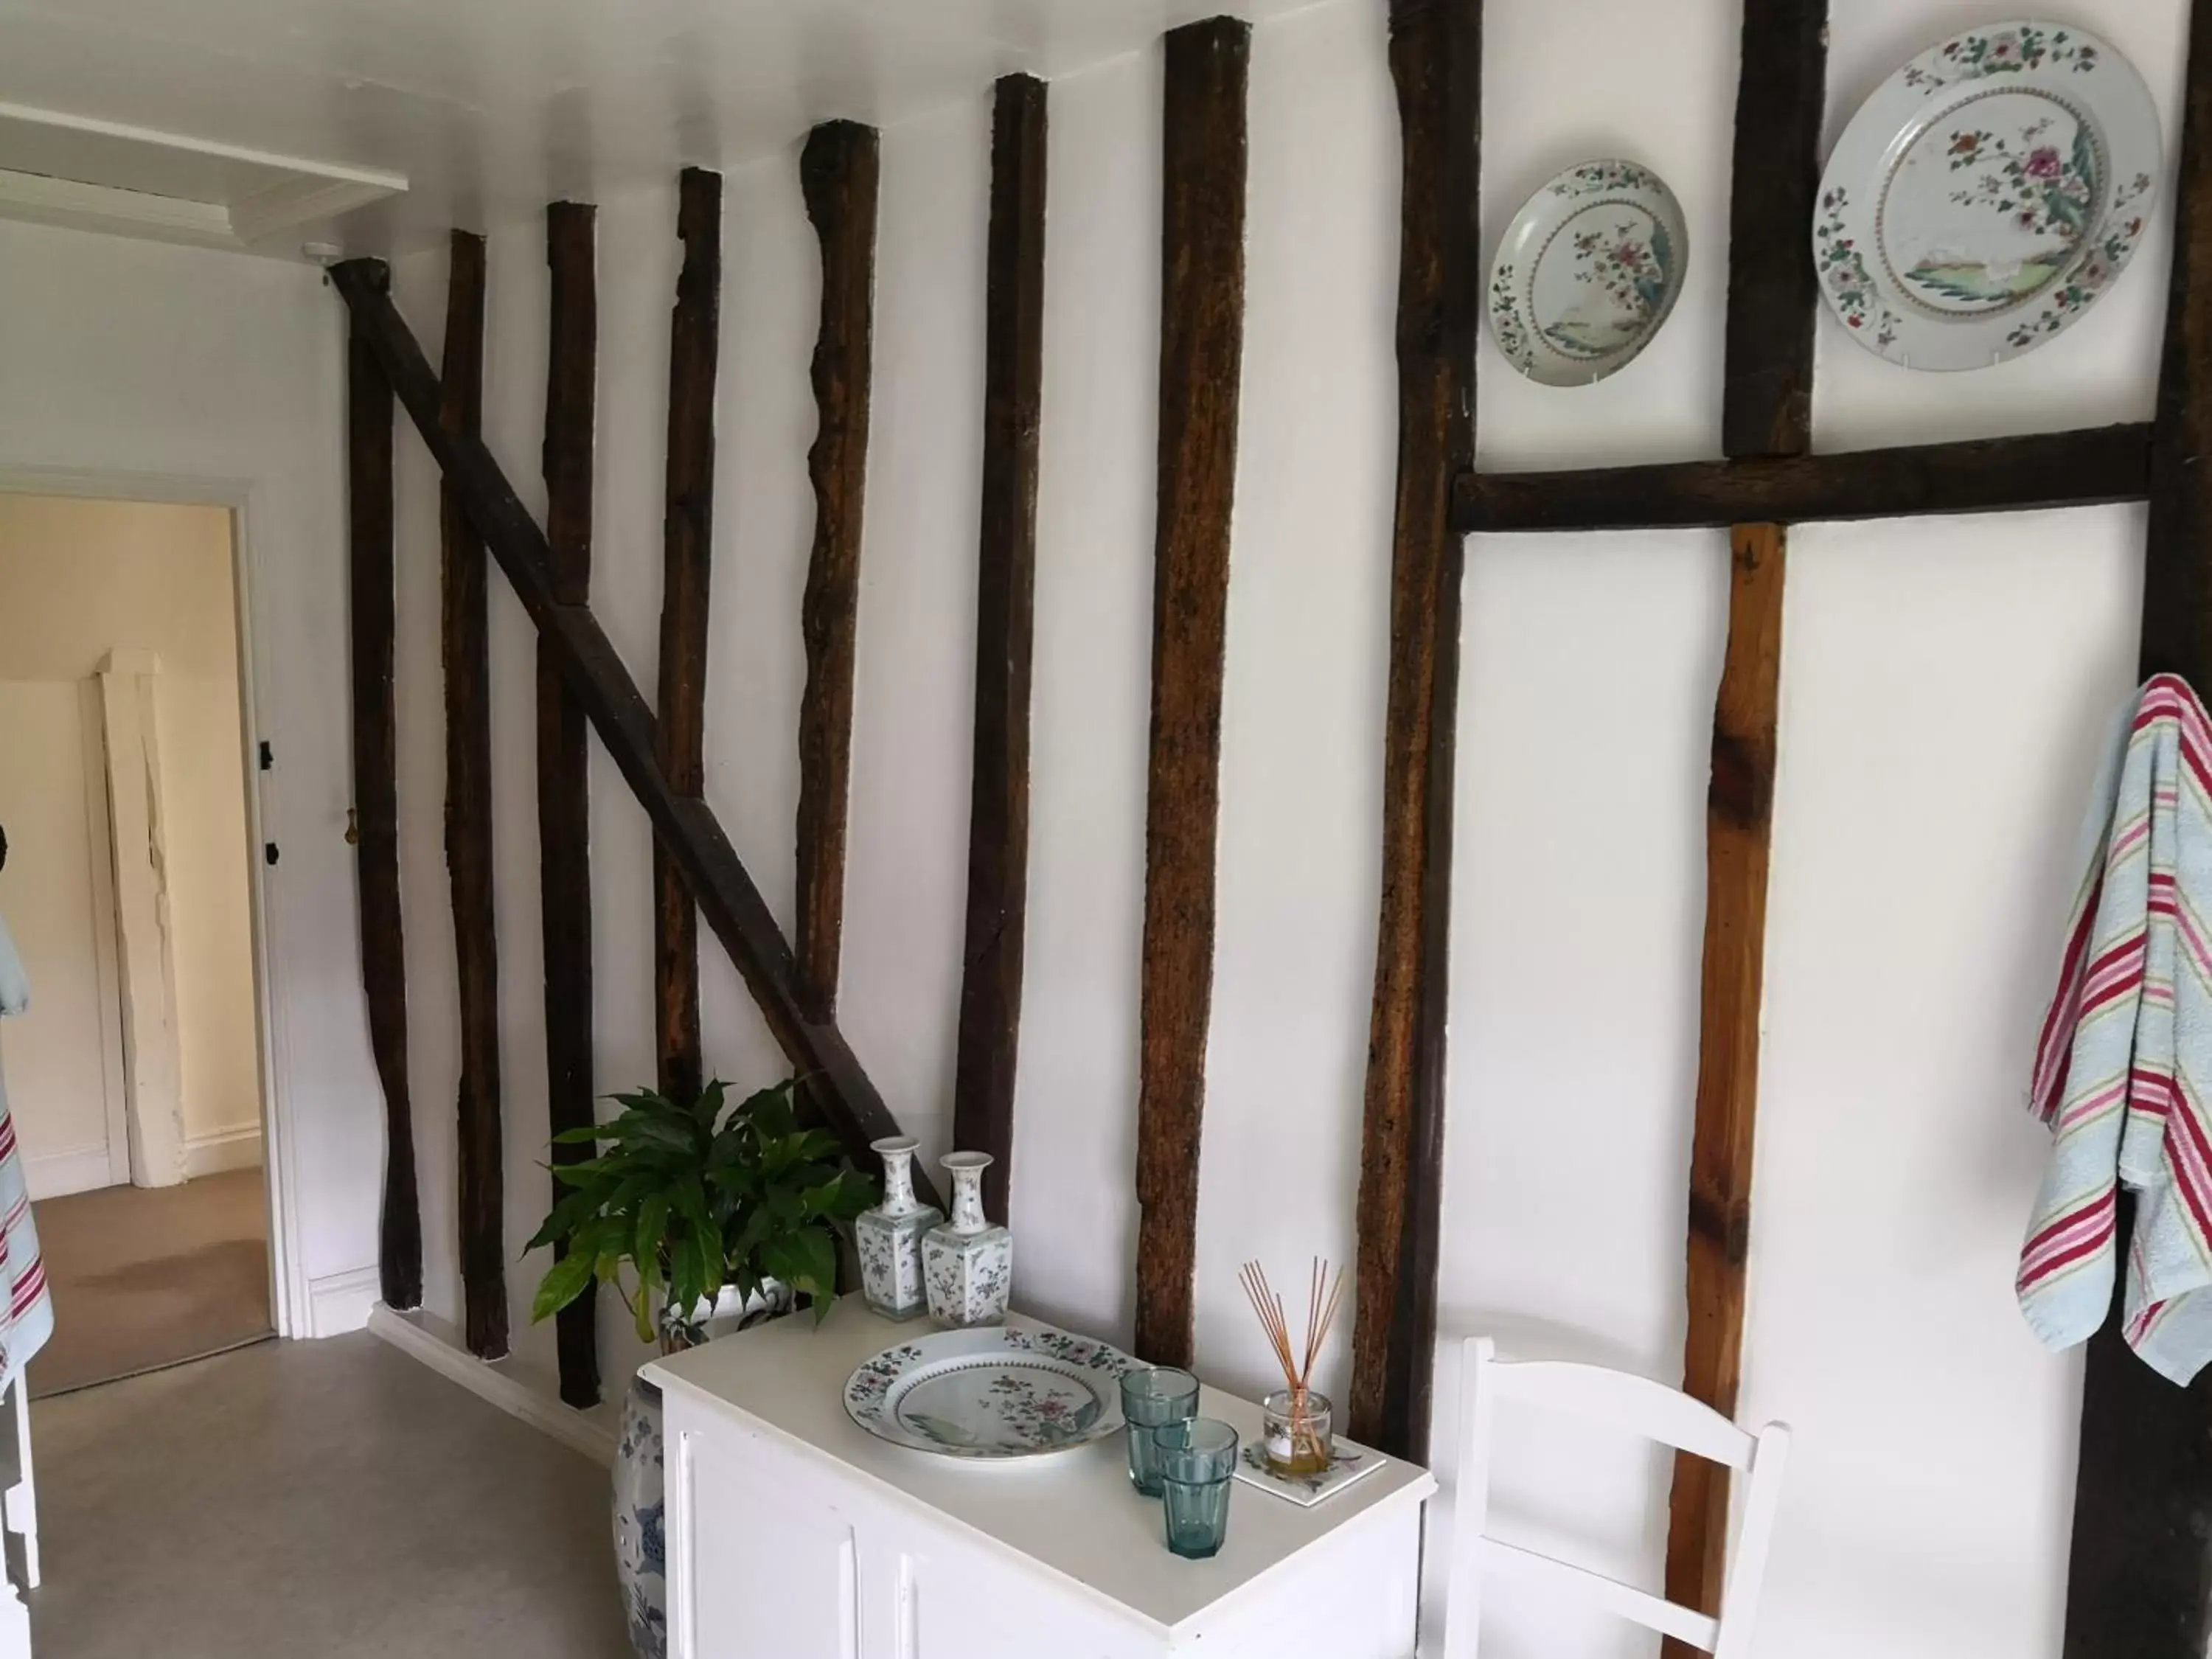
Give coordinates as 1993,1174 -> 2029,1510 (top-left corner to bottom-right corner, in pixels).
1481,1358 -> 1755,1470
1484,1538 -> 1721,1649
1433,1338 -> 1790,1659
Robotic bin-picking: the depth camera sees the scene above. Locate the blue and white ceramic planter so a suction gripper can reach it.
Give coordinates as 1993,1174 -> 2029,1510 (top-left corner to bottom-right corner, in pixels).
613,1377 -> 669,1658
613,1281 -> 793,1659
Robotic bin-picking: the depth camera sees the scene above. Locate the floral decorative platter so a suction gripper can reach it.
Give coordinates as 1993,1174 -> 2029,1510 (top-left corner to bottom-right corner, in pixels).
842,1322 -> 1139,1461
1815,21 -> 2160,370
1231,1437 -> 1385,1508
1486,159 -> 1688,387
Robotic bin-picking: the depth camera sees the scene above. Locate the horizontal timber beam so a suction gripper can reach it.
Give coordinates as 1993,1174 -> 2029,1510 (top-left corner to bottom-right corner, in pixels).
1454,423 -> 2154,535
329,256 -> 941,1215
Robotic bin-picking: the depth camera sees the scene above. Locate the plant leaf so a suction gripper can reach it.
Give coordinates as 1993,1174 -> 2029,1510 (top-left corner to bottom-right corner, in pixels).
532,1247 -> 597,1323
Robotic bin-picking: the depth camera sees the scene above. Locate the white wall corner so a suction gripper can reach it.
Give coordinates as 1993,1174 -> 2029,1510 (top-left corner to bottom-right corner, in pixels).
305,1265 -> 381,1338
366,1304 -> 619,1467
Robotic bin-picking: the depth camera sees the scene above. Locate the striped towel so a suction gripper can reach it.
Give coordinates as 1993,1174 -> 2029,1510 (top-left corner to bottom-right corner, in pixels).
0,913 -> 51,1391
2018,674 -> 2212,1382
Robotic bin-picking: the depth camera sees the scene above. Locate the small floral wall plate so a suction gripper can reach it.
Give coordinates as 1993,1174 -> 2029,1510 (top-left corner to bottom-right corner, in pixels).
1486,160 -> 1689,387
1815,21 -> 2160,370
1231,1438 -> 1385,1509
843,1324 -> 1139,1461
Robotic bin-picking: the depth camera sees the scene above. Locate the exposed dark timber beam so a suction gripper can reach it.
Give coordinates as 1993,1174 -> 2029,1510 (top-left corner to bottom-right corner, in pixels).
2064,4 -> 2212,1654
440,230 -> 507,1361
1133,15 -> 1248,1370
1347,0 -> 1478,1464
347,285 -> 422,1314
953,75 -> 1047,1229
796,122 -> 879,1027
329,257 -> 941,1217
1663,519 -> 1787,1641
1663,0 -> 1824,1644
540,200 -> 599,1408
655,167 -> 720,1106
1455,424 -> 2154,535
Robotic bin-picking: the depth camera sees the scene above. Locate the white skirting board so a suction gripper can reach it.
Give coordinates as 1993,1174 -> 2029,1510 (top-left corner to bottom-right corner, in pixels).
24,1126 -> 262,1200
305,1265 -> 382,1338
183,1124 -> 262,1178
367,1304 -> 620,1467
21,1147 -> 114,1202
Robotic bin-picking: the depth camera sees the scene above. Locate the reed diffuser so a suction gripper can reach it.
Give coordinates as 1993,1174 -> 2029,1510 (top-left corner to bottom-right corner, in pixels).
1237,1257 -> 1345,1477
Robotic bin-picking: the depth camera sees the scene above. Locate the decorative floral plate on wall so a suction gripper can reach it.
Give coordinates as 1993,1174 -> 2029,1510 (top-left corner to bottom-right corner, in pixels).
843,1321 -> 1139,1461
1815,21 -> 2161,370
1486,159 -> 1689,387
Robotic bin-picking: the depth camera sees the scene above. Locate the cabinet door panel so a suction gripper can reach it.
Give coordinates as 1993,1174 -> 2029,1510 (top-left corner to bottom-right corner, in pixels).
905,1547 -> 1152,1659
678,1429 -> 860,1659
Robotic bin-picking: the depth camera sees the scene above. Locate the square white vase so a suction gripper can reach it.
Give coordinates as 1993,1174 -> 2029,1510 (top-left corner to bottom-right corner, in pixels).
855,1136 -> 941,1321
922,1151 -> 1012,1328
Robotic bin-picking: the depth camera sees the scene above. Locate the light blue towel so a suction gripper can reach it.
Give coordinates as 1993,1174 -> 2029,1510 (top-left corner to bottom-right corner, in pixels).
0,910 -> 27,1018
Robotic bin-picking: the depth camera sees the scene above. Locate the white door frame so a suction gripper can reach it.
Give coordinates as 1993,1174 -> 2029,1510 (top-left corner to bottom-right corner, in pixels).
0,465 -> 306,1338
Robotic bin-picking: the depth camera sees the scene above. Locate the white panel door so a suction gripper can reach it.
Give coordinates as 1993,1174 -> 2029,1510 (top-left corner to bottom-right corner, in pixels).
0,679 -> 122,1194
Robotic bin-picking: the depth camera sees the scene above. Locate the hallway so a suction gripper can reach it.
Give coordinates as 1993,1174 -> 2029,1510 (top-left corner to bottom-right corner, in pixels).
28,1169 -> 270,1398
27,1334 -> 627,1658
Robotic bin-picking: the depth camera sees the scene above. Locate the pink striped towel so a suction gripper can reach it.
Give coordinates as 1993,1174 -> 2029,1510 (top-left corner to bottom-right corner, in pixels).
0,912 -> 52,1390
2018,674 -> 2212,1382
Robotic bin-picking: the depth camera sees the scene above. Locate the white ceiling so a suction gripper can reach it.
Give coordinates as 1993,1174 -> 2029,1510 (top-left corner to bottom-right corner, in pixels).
0,0 -> 1324,257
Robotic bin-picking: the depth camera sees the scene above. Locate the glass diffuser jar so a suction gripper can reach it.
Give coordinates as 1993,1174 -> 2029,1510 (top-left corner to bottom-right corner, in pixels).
1262,1387 -> 1333,1477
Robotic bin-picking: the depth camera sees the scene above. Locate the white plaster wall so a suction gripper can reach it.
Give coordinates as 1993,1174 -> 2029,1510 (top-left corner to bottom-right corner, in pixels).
377,0 -> 2177,1650
0,216 -> 366,1329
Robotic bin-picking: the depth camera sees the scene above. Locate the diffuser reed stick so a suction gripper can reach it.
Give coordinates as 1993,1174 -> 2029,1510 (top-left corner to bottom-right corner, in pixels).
1238,1257 -> 1343,1472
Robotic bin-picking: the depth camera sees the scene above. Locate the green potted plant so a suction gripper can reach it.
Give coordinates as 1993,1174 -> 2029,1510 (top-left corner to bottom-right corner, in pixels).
526,1076 -> 876,1659
529,1075 -> 875,1349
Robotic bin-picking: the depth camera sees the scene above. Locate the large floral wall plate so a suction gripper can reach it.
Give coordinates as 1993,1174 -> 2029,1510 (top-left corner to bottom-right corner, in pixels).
1815,21 -> 2161,370
1486,160 -> 1689,387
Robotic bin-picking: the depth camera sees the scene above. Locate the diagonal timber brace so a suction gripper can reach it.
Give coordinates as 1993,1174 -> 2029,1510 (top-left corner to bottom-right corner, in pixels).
330,257 -> 941,1214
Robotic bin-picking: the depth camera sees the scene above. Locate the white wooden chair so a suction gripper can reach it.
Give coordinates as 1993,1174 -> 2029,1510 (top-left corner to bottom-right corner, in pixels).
1430,1337 -> 1791,1659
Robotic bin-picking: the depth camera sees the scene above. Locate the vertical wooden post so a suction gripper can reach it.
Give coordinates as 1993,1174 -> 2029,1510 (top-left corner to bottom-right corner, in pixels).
796,122 -> 880,1027
2063,4 -> 2212,1654
347,268 -> 422,1312
540,200 -> 599,1408
1660,0 -> 1824,1639
1133,16 -> 1249,1369
655,167 -> 721,1105
440,229 -> 507,1360
333,260 -> 938,1208
953,74 -> 1048,1227
1346,0 -> 1480,1462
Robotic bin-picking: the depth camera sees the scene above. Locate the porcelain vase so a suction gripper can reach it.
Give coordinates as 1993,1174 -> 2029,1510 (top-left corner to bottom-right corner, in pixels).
855,1135 -> 942,1321
921,1150 -> 1012,1328
612,1280 -> 793,1659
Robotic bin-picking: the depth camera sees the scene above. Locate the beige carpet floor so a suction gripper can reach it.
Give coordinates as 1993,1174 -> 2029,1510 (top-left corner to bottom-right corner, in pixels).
28,1169 -> 274,1398
28,1332 -> 630,1658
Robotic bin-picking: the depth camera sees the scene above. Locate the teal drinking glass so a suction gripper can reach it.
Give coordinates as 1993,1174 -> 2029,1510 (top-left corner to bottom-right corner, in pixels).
1153,1417 -> 1238,1559
1120,1367 -> 1200,1495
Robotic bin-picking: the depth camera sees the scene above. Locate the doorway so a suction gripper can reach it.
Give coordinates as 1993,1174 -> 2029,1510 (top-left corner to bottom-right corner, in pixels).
0,493 -> 274,1394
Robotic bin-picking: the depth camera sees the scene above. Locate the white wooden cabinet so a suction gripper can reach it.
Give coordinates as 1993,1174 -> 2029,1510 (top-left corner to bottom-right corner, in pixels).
647,1300 -> 1435,1659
